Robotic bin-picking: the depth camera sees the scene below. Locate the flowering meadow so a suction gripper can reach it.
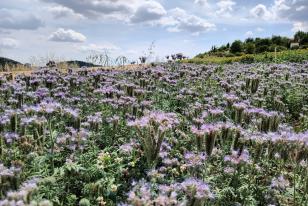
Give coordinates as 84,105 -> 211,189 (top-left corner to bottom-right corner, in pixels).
0,62 -> 307,206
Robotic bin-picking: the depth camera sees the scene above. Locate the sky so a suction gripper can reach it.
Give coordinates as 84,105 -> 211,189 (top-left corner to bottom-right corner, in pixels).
0,0 -> 307,64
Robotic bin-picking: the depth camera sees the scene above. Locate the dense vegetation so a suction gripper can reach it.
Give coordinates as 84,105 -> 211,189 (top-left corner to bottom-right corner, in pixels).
184,49 -> 308,64
58,61 -> 97,68
0,62 -> 307,206
196,31 -> 308,58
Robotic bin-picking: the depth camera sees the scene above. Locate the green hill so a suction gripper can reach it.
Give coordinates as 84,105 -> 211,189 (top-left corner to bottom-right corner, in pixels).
59,60 -> 98,68
195,31 -> 308,58
0,57 -> 22,70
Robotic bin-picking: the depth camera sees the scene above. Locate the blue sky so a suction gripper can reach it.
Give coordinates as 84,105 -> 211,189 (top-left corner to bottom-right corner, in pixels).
0,0 -> 307,63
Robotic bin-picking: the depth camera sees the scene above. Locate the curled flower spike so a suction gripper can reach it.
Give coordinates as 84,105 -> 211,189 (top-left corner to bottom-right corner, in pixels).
128,111 -> 179,168
181,178 -> 214,202
191,123 -> 221,155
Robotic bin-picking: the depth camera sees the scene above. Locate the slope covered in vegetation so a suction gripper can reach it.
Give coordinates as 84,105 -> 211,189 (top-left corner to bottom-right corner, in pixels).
0,57 -> 22,71
196,31 -> 308,58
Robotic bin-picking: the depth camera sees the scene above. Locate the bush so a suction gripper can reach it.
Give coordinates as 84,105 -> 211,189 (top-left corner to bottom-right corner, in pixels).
240,55 -> 255,63
300,44 -> 308,49
245,43 -> 256,54
230,40 -> 243,53
256,45 -> 269,53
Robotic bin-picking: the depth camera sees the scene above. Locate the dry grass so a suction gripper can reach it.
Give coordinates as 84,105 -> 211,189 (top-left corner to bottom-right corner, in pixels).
88,64 -> 148,71
0,64 -> 149,80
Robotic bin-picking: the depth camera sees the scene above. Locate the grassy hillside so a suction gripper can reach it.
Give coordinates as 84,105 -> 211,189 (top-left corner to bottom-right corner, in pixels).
197,31 -> 308,57
183,49 -> 308,64
0,57 -> 22,70
59,60 -> 98,68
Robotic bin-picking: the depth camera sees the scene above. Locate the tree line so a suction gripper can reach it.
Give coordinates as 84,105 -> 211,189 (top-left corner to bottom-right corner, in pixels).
196,31 -> 308,58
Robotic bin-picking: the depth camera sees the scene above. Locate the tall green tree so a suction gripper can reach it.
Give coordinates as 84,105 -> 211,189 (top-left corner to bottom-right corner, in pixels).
230,40 -> 243,53
245,43 -> 256,54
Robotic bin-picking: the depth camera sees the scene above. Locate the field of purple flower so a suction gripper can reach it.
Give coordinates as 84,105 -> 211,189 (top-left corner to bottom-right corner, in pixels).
0,62 -> 307,206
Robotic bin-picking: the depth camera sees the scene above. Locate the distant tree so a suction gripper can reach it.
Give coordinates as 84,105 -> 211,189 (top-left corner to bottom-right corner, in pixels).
245,43 -> 256,54
256,45 -> 269,53
176,53 -> 184,60
139,56 -> 147,64
245,38 -> 254,43
281,37 -> 290,48
271,36 -> 283,46
255,38 -> 271,53
230,40 -> 243,53
195,31 -> 307,59
294,31 -> 305,42
210,46 -> 217,53
218,45 -> 227,52
294,31 -> 308,45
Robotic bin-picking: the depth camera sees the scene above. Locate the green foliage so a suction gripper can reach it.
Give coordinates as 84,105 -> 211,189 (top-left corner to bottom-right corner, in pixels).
283,86 -> 306,120
245,43 -> 256,54
294,31 -> 308,45
240,55 -> 255,63
230,40 -> 243,53
184,49 -> 308,64
79,198 -> 91,206
195,31 -> 308,58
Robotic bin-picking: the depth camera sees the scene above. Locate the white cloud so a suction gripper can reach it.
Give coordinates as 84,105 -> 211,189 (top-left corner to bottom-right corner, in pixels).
273,0 -> 291,12
216,0 -> 236,17
245,31 -> 254,37
0,38 -> 19,49
42,0 -> 214,34
296,5 -> 306,11
160,8 -> 216,35
292,22 -> 308,32
0,8 -> 43,30
42,0 -> 138,20
194,0 -> 209,7
272,0 -> 308,22
48,28 -> 86,42
250,4 -> 273,20
130,0 -> 166,23
43,0 -> 169,23
47,5 -> 84,19
79,43 -> 120,53
249,0 -> 308,31
248,0 -> 308,33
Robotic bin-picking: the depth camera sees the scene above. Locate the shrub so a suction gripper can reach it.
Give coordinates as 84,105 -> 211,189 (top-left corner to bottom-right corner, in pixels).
245,43 -> 256,54
230,40 -> 243,53
240,55 -> 255,63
